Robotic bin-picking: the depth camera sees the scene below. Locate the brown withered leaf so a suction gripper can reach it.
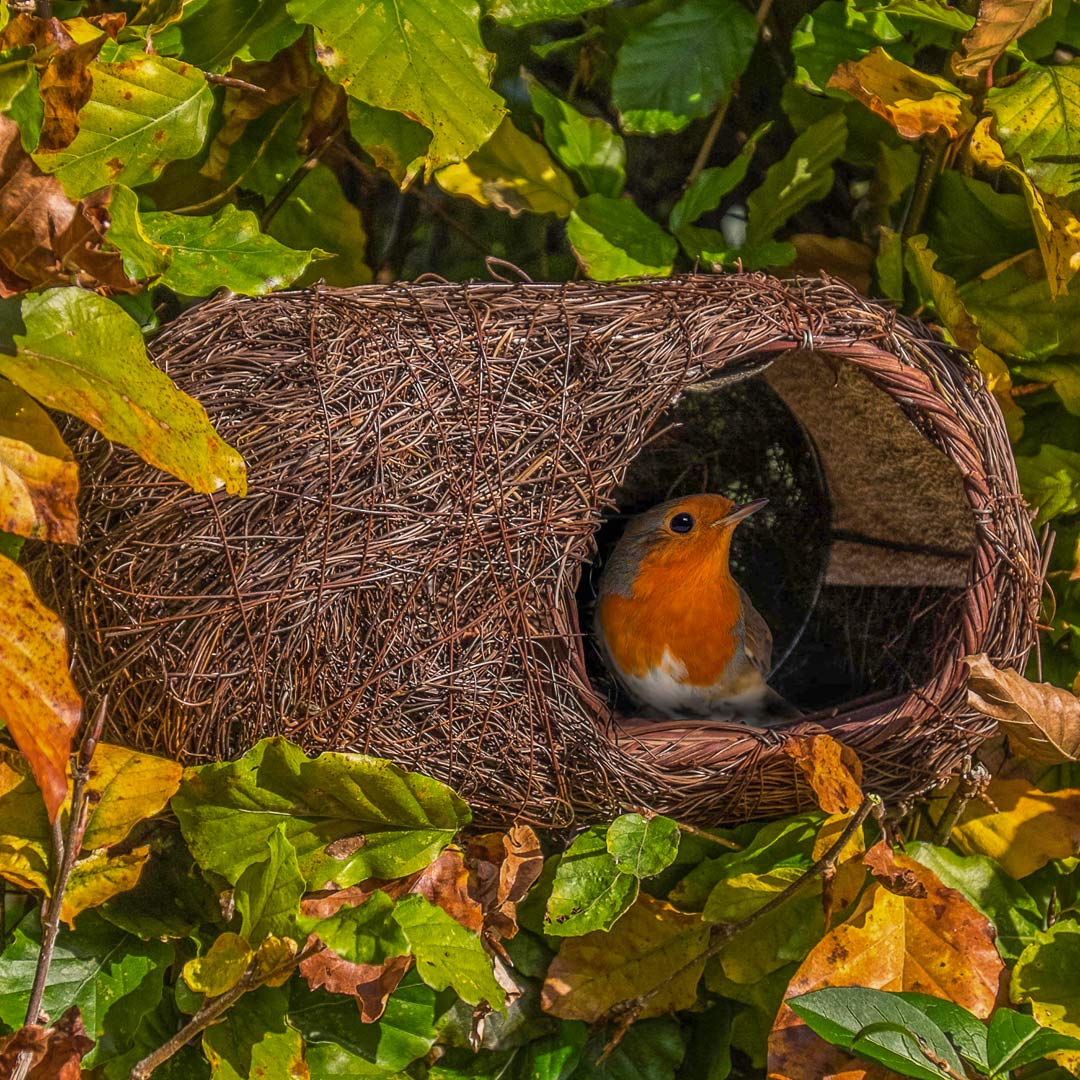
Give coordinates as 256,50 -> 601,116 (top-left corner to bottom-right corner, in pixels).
300,950 -> 411,1023
953,0 -> 1052,80
829,48 -> 976,140
784,734 -> 863,814
467,824 -> 544,943
0,14 -> 124,151
0,1007 -> 94,1080
768,850 -> 1004,1080
813,812 -> 866,927
863,840 -> 927,898
0,558 -> 82,821
541,894 -> 709,1022
966,652 -> 1080,763
0,116 -> 137,295
0,379 -> 78,543
386,848 -> 484,933
786,234 -> 874,295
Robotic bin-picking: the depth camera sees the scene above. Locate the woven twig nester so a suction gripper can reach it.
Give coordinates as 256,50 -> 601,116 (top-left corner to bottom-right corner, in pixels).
37,274 -> 1041,826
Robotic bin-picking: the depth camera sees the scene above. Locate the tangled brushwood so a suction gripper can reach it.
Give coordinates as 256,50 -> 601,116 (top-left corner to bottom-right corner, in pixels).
33,274 -> 1041,826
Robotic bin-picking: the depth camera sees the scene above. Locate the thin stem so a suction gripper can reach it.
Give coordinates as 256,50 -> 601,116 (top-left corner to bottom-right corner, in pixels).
259,124 -> 343,232
204,73 -> 266,93
901,131 -> 948,242
601,795 -> 879,1058
129,944 -> 320,1079
675,820 -> 742,851
932,762 -> 989,845
12,699 -> 108,1080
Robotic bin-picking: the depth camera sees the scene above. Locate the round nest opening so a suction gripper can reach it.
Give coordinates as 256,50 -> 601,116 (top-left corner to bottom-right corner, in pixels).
31,274 -> 1042,827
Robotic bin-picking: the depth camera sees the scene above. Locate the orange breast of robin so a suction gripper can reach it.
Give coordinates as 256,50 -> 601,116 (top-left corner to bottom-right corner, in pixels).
598,539 -> 743,688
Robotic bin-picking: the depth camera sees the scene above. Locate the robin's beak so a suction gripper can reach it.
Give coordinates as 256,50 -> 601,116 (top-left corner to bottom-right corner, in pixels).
713,498 -> 768,528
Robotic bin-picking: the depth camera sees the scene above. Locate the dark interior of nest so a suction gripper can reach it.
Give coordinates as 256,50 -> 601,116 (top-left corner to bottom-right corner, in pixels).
578,349 -> 977,722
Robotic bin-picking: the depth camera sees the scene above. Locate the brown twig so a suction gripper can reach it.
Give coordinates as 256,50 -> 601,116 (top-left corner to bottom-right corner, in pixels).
600,794 -> 879,1059
203,73 -> 267,93
11,698 -> 108,1080
901,131 -> 949,242
128,943 -> 320,1079
931,761 -> 989,845
674,820 -> 742,851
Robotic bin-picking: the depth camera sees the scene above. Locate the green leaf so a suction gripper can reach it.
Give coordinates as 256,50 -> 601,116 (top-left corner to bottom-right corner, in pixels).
1012,923 -> 1080,1055
347,98 -> 430,188
176,0 -> 304,72
791,1 -> 905,93
567,193 -> 678,279
987,61 -> 1080,197
296,888 -> 409,964
286,0 -> 505,168
435,116 -> 579,217
575,1017 -> 686,1080
986,1007 -> 1080,1074
0,47 -> 43,153
0,910 -> 169,1062
141,203 -> 321,296
904,842 -> 1043,963
234,824 -> 305,945
527,75 -> 625,198
33,48 -> 214,198
669,122 -> 770,232
745,112 -> 847,248
290,974 -> 451,1077
787,987 -> 966,1080
611,0 -> 758,135
487,0 -> 612,26
702,865 -> 805,923
892,993 -> 989,1073
392,894 -> 505,1008
544,826 -> 639,936
606,814 -> 680,878
202,984 -> 305,1080
103,185 -> 171,282
0,288 -> 247,496
1016,444 -> 1080,526
171,736 -> 469,889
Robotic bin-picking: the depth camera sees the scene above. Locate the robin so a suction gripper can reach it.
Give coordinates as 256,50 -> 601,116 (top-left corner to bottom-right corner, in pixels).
594,493 -> 790,722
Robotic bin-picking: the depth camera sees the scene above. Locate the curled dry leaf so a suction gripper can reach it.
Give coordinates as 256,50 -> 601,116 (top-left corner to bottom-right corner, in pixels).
783,734 -> 863,814
953,0 -> 1053,80
863,840 -> 928,898
0,1006 -> 94,1080
0,557 -> 81,821
828,48 -> 976,140
966,652 -> 1080,763
0,13 -> 125,151
0,379 -> 78,544
0,116 -> 139,296
300,950 -> 411,1023
768,850 -> 1004,1080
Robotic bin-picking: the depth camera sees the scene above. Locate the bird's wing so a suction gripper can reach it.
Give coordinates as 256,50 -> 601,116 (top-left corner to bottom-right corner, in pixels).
738,586 -> 773,677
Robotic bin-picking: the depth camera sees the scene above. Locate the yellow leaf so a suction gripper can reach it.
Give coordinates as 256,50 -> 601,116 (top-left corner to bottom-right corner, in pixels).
813,812 -> 866,926
436,116 -> 579,218
1011,923 -> 1080,1074
828,48 -> 976,140
0,380 -> 78,544
60,846 -> 150,928
966,652 -> 1080,762
184,932 -> 254,996
933,778 -> 1080,877
783,734 -> 863,814
953,0 -> 1053,80
0,556 -> 81,821
81,743 -> 183,852
768,851 -> 1004,1079
541,894 -> 708,1021
968,117 -> 1080,298
0,751 -> 50,893
253,935 -> 299,988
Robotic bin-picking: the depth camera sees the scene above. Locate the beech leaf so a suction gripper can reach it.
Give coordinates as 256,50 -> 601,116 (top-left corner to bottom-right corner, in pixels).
783,734 -> 864,814
0,287 -> 247,497
953,0 -> 1053,79
0,557 -> 80,821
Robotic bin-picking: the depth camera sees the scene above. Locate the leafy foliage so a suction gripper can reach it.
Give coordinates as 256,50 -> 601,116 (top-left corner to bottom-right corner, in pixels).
2,0 -> 1080,1077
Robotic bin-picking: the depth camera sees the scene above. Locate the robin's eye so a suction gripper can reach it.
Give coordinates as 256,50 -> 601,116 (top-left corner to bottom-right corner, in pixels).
669,512 -> 695,534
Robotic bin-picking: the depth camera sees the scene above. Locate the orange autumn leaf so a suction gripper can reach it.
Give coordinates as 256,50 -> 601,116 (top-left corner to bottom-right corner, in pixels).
542,894 -> 708,1022
933,777 -> 1080,878
768,849 -> 1004,1080
828,48 -> 976,140
813,813 -> 866,927
953,0 -> 1053,80
0,558 -> 81,821
784,734 -> 863,814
